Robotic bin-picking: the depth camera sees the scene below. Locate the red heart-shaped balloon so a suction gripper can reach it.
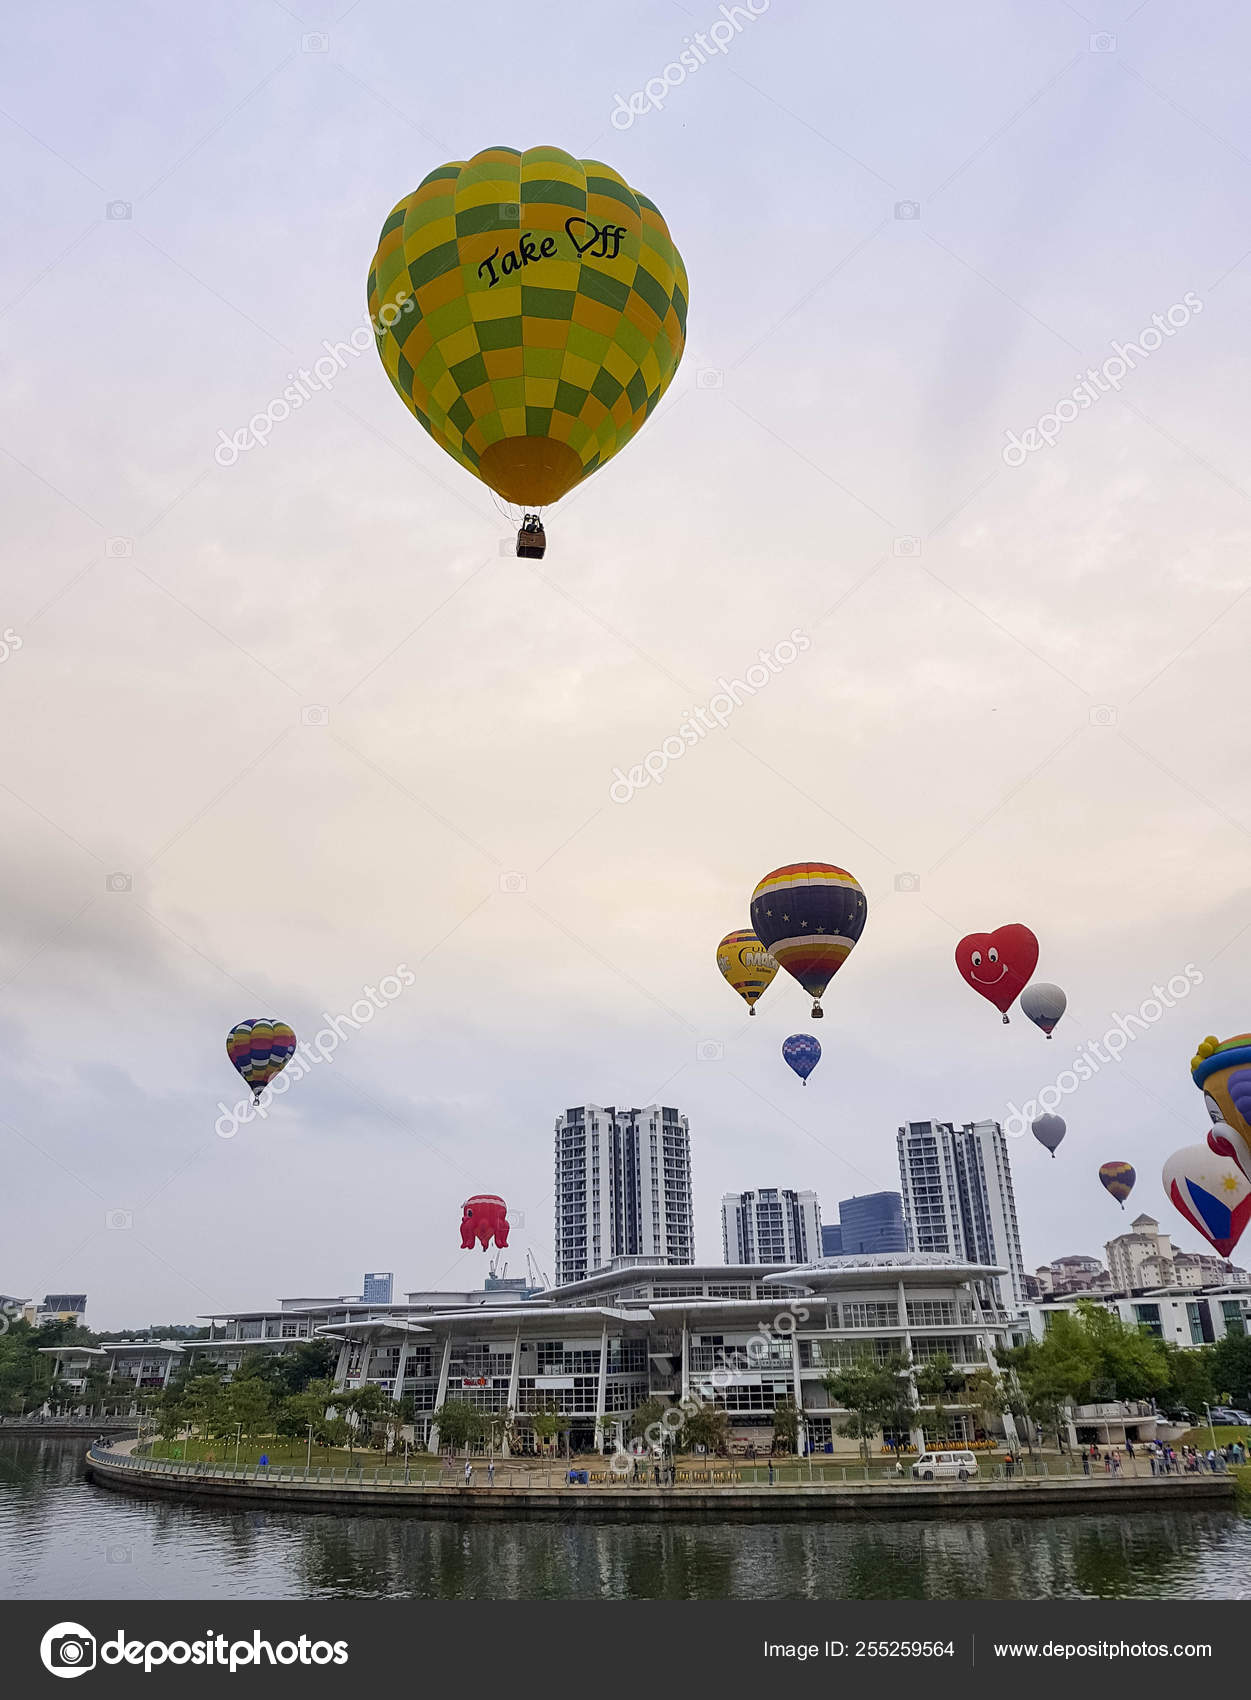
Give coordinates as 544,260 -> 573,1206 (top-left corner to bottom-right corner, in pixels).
955,923 -> 1039,1018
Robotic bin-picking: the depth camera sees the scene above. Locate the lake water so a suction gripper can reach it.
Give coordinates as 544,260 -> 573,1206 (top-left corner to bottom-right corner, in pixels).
3,1438 -> 1249,1600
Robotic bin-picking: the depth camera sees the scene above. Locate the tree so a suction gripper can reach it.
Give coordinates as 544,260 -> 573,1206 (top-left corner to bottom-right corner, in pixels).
1211,1332 -> 1251,1406
1162,1342 -> 1214,1415
914,1353 -> 963,1445
529,1407 -> 571,1456
961,1367 -> 1005,1441
222,1376 -> 272,1443
771,1398 -> 799,1455
627,1397 -> 668,1441
822,1352 -> 911,1463
434,1398 -> 486,1453
681,1404 -> 730,1455
1077,1303 -> 1171,1402
281,1381 -> 345,1458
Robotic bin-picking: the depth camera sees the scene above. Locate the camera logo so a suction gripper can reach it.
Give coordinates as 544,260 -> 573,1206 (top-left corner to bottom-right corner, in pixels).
696,368 -> 724,390
106,1209 -> 133,1231
498,201 -> 520,222
106,538 -> 133,558
499,871 -> 527,894
697,1039 -> 724,1061
892,535 -> 922,557
41,1622 -> 96,1677
894,871 -> 920,893
105,872 -> 132,893
300,705 -> 329,727
894,200 -> 921,220
105,201 -> 132,221
301,31 -> 329,51
1090,32 -> 1116,52
1089,703 -> 1118,727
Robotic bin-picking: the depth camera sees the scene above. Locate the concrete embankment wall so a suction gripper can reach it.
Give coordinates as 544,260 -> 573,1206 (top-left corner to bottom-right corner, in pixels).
85,1451 -> 1236,1523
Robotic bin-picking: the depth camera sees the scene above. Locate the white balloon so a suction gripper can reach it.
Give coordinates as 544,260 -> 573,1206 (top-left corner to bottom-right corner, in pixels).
1021,981 -> 1066,1038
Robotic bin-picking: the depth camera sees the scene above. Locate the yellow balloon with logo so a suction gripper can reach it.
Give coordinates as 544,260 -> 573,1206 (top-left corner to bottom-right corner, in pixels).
716,930 -> 779,1017
368,145 -> 687,555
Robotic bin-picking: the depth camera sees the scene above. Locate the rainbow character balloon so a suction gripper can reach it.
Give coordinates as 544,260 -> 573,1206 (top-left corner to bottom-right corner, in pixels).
716,929 -> 778,1017
227,1019 -> 297,1103
1191,1033 -> 1251,1183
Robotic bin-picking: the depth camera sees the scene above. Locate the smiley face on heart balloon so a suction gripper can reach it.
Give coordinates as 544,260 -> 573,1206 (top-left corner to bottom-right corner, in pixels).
954,924 -> 1039,1023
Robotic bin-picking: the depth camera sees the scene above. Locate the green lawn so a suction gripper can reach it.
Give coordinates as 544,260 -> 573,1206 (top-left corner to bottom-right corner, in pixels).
1176,1424 -> 1251,1449
148,1436 -> 412,1472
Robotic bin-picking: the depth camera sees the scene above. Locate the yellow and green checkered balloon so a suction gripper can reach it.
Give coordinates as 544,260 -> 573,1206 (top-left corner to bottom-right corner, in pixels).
367,146 -> 688,508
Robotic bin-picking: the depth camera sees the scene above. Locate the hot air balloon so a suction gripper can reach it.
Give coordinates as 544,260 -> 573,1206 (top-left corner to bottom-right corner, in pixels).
1191,1033 -> 1251,1184
461,1195 -> 510,1251
954,924 -> 1039,1023
716,929 -> 778,1016
749,863 -> 867,1020
1098,1161 -> 1136,1209
1163,1144 -> 1251,1259
368,147 -> 687,556
1021,982 -> 1066,1039
1031,1113 -> 1066,1157
782,1033 -> 821,1084
227,1019 -> 297,1103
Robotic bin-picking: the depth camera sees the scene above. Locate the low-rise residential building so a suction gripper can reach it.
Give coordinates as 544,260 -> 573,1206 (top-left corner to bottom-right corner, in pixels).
1025,1284 -> 1251,1349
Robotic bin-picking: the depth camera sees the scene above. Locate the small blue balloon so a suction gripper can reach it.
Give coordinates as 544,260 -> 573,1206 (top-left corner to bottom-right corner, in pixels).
782,1033 -> 821,1084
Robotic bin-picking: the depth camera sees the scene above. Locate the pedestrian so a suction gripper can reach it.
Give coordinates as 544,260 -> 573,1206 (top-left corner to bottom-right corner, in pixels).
1125,1439 -> 1135,1461
487,1459 -> 495,1486
1081,1447 -> 1090,1476
464,1459 -> 473,1487
1149,1448 -> 1158,1477
1104,1450 -> 1113,1474
768,1458 -> 775,1486
1207,1448 -> 1218,1473
1112,1448 -> 1121,1476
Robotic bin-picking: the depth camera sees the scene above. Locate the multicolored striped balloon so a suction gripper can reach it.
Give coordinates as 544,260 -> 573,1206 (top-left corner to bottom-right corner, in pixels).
227,1019 -> 297,1103
716,929 -> 778,1016
1098,1160 -> 1136,1208
749,862 -> 867,1019
368,146 -> 687,509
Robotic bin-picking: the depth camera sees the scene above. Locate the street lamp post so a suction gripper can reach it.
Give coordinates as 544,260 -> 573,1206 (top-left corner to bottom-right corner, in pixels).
233,1424 -> 242,1472
1205,1402 -> 1217,1452
306,1422 -> 313,1473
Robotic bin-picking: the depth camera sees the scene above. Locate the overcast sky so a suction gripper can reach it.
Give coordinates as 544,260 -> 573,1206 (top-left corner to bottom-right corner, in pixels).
3,0 -> 1251,1328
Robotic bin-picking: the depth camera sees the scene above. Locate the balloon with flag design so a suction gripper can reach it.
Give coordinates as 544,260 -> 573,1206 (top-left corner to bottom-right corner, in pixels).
227,1019 -> 297,1103
1098,1160 -> 1136,1209
1163,1143 -> 1251,1259
749,862 -> 867,1020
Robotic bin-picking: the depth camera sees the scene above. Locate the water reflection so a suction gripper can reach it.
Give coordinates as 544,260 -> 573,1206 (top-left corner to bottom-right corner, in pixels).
1,1441 -> 1246,1600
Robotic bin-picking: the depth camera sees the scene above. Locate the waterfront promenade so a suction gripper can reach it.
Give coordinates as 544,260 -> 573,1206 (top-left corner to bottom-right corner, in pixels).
85,1439 -> 1235,1523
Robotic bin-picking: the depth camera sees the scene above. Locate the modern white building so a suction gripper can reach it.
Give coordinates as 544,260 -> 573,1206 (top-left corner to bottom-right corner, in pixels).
1024,1284 -> 1251,1349
896,1120 -> 1027,1313
362,1272 -> 394,1304
553,1104 -> 694,1286
721,1189 -> 822,1265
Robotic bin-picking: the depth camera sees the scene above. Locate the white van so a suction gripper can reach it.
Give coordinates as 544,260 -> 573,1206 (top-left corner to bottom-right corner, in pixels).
911,1450 -> 978,1481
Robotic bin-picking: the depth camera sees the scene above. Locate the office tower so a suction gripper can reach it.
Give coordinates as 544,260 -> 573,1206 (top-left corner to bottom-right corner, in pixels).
362,1272 -> 393,1305
896,1119 -> 1026,1311
721,1188 -> 822,1265
837,1191 -> 907,1255
821,1223 -> 843,1256
554,1105 -> 693,1286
